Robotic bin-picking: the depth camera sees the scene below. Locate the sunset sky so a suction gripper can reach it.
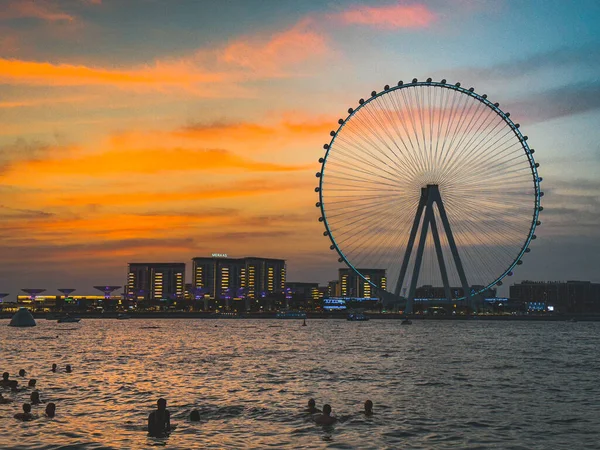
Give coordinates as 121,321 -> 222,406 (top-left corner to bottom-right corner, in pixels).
0,0 -> 599,295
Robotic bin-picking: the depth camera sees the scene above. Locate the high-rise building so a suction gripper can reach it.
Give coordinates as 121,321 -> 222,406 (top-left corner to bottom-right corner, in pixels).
192,255 -> 286,300
127,263 -> 185,301
338,268 -> 386,298
327,280 -> 339,297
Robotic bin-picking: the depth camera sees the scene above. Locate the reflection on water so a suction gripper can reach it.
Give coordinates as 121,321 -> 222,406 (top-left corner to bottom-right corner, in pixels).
1,319 -> 600,449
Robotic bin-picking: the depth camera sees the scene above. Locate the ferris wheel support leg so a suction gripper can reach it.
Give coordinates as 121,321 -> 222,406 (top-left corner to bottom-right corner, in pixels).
433,187 -> 471,310
406,197 -> 434,314
429,213 -> 453,303
394,188 -> 427,298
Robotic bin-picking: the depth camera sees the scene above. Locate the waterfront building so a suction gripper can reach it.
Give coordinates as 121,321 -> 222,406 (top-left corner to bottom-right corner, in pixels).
192,255 -> 286,306
338,268 -> 386,298
14,294 -> 121,312
415,285 -> 496,300
327,280 -> 339,297
127,263 -> 185,302
510,280 -> 600,314
286,282 -> 319,301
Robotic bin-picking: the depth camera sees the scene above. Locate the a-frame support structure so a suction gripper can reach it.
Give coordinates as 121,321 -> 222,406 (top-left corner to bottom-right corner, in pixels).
394,185 -> 470,314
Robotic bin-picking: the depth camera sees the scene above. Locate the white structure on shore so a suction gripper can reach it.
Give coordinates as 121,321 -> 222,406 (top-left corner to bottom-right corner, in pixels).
9,307 -> 36,327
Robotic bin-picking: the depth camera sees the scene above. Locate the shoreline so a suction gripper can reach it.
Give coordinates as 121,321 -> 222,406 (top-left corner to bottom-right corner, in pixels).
1,312 -> 599,321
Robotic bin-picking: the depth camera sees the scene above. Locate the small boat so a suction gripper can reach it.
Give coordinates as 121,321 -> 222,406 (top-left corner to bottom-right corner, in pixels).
57,315 -> 81,323
276,310 -> 307,319
117,313 -> 130,320
401,318 -> 412,325
347,313 -> 369,321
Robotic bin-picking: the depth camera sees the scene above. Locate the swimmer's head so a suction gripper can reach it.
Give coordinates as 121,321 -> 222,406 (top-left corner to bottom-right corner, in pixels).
323,404 -> 332,415
46,403 -> 56,418
365,400 -> 373,412
51,364 -> 57,371
23,403 -> 31,413
308,398 -> 316,408
30,391 -> 40,403
28,379 -> 36,387
190,410 -> 200,421
2,372 -> 8,380
157,398 -> 167,410
65,365 -> 72,373
18,369 -> 26,377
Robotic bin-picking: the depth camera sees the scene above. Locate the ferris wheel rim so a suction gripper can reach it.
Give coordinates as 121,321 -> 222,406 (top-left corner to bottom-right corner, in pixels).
316,79 -> 542,300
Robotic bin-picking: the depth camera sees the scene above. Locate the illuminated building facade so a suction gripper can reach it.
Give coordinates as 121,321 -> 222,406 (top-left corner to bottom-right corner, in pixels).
328,280 -> 339,297
338,268 -> 386,298
192,256 -> 286,301
127,263 -> 185,301
285,282 -> 320,302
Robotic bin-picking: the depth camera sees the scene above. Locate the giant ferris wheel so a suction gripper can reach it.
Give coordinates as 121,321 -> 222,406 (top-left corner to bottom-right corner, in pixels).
315,78 -> 543,312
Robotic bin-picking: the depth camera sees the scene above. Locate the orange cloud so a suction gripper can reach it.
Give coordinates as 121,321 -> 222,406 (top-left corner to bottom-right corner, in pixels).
220,18 -> 330,76
172,114 -> 334,149
0,1 -> 75,22
335,2 -> 436,29
0,17 -> 333,94
0,95 -> 93,109
0,58 -> 227,91
13,147 -> 308,177
50,180 -> 300,207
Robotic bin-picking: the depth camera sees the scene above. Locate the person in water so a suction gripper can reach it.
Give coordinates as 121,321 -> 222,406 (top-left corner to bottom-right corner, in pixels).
30,391 -> 42,405
45,403 -> 56,418
51,364 -> 57,373
315,404 -> 337,425
306,398 -> 321,414
65,365 -> 72,373
14,403 -> 34,421
190,410 -> 200,422
1,372 -> 18,389
148,398 -> 171,437
364,400 -> 373,416
0,393 -> 12,404
18,369 -> 26,377
28,379 -> 36,388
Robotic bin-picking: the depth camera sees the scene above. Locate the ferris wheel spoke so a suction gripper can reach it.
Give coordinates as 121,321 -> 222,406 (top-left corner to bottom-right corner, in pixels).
390,88 -> 431,174
437,87 -> 469,172
332,135 -> 410,180
396,88 -> 429,174
375,93 -> 425,177
338,117 -> 417,180
441,94 -> 489,174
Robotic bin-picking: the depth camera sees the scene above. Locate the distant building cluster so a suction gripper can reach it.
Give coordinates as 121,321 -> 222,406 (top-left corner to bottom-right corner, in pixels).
510,280 -> 600,314
1,256 -> 600,316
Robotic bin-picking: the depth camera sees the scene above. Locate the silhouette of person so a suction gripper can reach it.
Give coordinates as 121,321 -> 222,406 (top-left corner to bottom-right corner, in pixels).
18,369 -> 26,377
148,398 -> 171,437
315,404 -> 337,425
190,410 -> 200,421
28,379 -> 36,388
364,400 -> 373,416
65,365 -> 72,373
0,393 -> 12,404
306,398 -> 321,414
45,403 -> 56,418
14,403 -> 34,421
30,391 -> 41,405
51,364 -> 57,373
1,372 -> 18,389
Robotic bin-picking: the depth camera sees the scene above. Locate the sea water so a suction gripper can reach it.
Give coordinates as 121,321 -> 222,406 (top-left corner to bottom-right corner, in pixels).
0,319 -> 598,449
